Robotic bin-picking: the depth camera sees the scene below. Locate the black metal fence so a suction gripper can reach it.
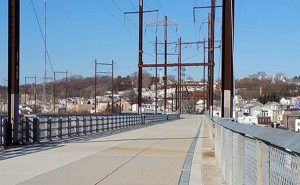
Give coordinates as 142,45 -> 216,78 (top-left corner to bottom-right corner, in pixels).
0,113 -> 180,149
0,116 -> 5,149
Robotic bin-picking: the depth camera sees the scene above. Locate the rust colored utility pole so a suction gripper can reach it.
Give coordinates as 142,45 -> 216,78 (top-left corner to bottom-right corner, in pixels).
210,0 -> 216,115
178,37 -> 182,114
8,0 -> 20,145
164,16 -> 168,112
155,36 -> 158,114
94,60 -> 115,113
94,59 -> 97,113
176,39 -> 180,113
125,1 -> 158,114
221,0 -> 234,118
193,0 -> 220,116
137,0 -> 143,114
203,38 -> 207,112
111,60 -> 114,112
207,13 -> 212,115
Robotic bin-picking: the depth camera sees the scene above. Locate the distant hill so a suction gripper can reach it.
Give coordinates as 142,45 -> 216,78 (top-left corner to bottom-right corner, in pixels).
236,77 -> 300,100
0,71 -> 158,101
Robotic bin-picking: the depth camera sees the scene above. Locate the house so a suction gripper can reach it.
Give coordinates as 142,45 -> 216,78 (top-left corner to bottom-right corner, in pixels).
280,97 -> 291,106
262,102 -> 283,123
282,110 -> 300,130
295,119 -> 300,132
257,116 -> 272,126
131,103 -> 160,113
237,116 -> 258,125
241,101 -> 263,116
234,95 -> 244,105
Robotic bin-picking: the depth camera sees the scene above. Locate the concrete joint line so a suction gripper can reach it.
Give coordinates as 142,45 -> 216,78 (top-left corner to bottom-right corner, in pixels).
178,121 -> 202,185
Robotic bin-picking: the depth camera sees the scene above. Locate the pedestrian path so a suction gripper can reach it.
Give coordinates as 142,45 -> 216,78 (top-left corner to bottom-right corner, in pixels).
0,115 -> 224,185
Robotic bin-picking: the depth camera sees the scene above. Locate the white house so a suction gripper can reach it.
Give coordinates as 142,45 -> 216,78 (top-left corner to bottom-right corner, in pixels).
237,116 -> 258,125
280,97 -> 291,106
295,119 -> 300,132
262,102 -> 283,123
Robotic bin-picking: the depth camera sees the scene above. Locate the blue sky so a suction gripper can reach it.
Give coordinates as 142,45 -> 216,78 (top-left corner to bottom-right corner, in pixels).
0,0 -> 299,85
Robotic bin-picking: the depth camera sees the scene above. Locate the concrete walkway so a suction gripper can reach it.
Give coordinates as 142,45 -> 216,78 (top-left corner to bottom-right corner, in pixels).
0,115 -> 224,185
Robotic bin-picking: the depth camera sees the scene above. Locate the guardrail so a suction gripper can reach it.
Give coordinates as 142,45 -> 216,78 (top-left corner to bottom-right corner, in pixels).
207,117 -> 300,185
0,113 -> 180,149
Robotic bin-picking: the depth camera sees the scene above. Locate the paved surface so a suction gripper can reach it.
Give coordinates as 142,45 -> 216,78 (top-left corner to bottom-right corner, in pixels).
0,115 -> 224,185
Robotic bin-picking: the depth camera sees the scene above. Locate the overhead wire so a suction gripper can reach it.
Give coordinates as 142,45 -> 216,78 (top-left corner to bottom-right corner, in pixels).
30,0 -> 54,74
128,0 -> 136,10
110,0 -> 152,41
235,0 -> 245,24
95,0 -> 137,40
156,0 -> 178,38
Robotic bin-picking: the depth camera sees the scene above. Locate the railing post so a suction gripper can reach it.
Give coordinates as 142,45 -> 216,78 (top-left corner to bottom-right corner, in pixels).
83,117 -> 86,135
0,118 -> 2,148
96,116 -> 99,133
4,118 -> 11,147
33,117 -> 40,143
75,117 -> 79,136
107,116 -> 109,130
57,117 -> 61,139
47,117 -> 52,141
298,159 -> 300,185
129,116 -> 131,127
3,119 -> 7,148
256,141 -> 264,185
102,116 -> 104,132
113,115 -> 115,129
262,143 -> 270,185
90,116 -> 93,133
122,115 -> 124,127
25,117 -> 30,143
141,114 -> 144,125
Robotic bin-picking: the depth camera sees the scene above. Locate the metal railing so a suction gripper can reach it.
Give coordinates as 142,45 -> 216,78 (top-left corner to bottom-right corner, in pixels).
207,117 -> 300,185
0,113 -> 180,149
0,116 -> 5,149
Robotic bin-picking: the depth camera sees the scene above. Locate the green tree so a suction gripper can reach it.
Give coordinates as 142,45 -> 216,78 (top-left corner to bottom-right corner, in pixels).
258,92 -> 280,104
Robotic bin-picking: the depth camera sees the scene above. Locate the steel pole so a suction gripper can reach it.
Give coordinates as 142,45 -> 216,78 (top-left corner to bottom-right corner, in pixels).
203,38 -> 207,112
111,60 -> 114,113
53,73 -> 56,112
137,0 -> 143,114
25,77 -> 27,106
34,76 -> 37,114
94,60 -> 97,113
179,37 -> 182,114
8,0 -> 20,145
164,16 -> 168,112
65,70 -> 68,109
155,36 -> 158,114
210,0 -> 216,116
221,0 -> 234,118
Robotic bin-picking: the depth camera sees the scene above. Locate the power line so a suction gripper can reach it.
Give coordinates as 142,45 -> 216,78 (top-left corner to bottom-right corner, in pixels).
95,0 -> 136,40
156,0 -> 178,38
110,0 -> 155,43
30,0 -> 54,74
128,0 -> 136,10
157,0 -> 167,16
235,0 -> 245,24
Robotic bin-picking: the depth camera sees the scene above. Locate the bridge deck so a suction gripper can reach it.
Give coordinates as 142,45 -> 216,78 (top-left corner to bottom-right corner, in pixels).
0,115 -> 223,185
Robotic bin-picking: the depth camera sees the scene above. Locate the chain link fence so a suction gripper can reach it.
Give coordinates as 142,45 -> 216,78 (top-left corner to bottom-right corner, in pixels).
207,117 -> 300,185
